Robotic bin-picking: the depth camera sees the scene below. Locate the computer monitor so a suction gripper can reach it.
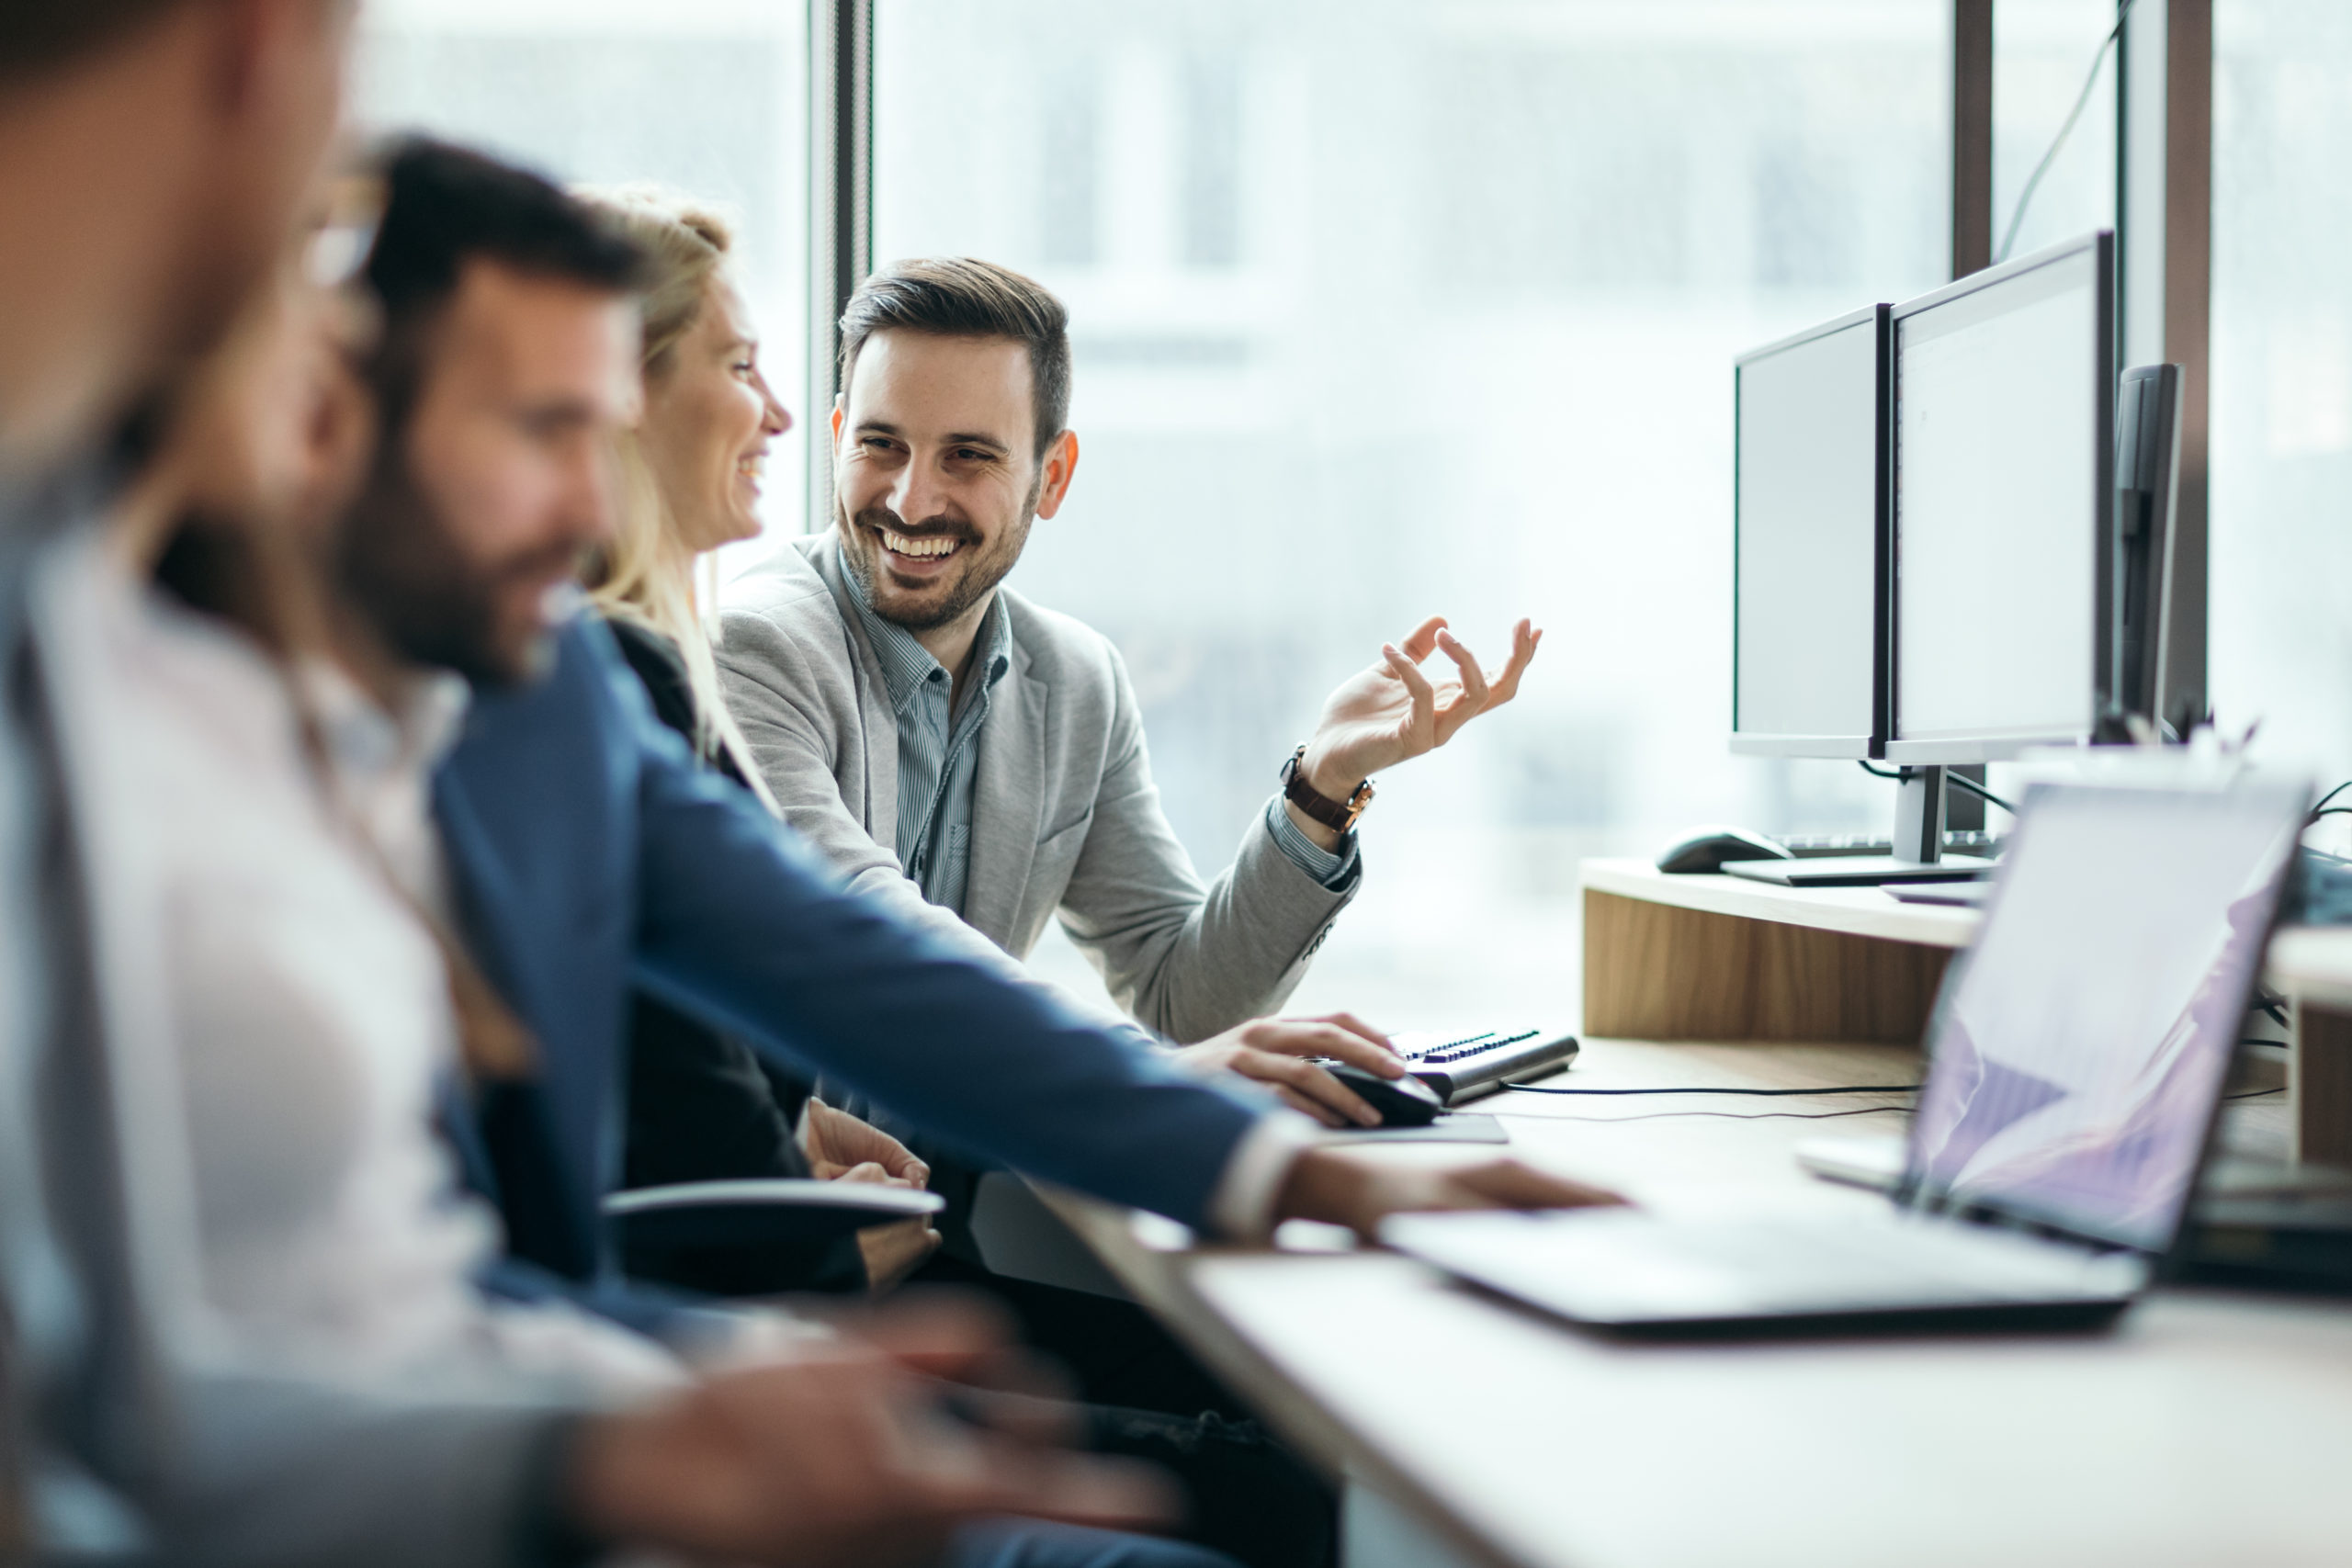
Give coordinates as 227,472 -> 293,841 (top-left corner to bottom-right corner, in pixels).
1886,231 -> 2114,765
1730,305 -> 1887,759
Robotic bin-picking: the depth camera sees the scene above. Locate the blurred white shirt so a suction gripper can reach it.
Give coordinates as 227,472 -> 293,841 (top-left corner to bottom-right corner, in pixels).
74,542 -> 680,1400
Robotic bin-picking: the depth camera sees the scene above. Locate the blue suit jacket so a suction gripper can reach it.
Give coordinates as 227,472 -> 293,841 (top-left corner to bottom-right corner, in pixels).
434,615 -> 1262,1282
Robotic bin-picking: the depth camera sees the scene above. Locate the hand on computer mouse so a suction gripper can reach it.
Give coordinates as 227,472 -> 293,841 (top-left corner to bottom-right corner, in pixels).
1272,1148 -> 1628,1240
1173,1012 -> 1404,1128
1319,1062 -> 1443,1127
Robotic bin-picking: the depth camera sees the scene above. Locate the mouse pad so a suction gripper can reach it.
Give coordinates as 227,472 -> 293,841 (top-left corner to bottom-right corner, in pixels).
1321,1112 -> 1508,1145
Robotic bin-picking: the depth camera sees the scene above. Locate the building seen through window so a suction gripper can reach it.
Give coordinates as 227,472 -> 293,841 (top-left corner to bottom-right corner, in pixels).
347,1 -> 2310,1023
876,0 -> 1947,1021
2213,1 -> 2352,850
354,0 -> 811,580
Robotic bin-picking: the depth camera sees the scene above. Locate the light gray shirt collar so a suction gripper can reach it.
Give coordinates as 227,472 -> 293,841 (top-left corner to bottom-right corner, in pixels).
840,560 -> 1013,717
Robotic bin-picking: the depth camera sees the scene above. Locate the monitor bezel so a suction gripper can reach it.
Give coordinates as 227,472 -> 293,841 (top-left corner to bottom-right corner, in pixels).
1883,231 -> 2115,765
1728,302 -> 1891,761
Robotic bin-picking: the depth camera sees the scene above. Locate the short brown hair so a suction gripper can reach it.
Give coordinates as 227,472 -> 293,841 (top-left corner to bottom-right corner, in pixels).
838,257 -> 1070,462
0,0 -> 232,79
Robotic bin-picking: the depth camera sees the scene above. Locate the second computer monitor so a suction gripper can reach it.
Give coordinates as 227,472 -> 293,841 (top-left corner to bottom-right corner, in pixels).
1887,231 -> 2114,764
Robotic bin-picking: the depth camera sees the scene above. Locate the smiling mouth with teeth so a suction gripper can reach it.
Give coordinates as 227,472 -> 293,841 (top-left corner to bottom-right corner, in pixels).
880,527 -> 964,560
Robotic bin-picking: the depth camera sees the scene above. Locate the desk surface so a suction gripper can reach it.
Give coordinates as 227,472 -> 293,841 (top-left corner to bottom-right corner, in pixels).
2269,924 -> 2352,1009
1049,1039 -> 2339,1568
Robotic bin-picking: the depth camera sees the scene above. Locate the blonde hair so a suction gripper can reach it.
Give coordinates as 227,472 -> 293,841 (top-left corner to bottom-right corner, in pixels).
575,185 -> 775,808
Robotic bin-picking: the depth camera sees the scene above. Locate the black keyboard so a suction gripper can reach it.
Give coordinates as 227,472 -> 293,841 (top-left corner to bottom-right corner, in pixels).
1780,830 -> 2003,859
1393,1027 -> 1580,1106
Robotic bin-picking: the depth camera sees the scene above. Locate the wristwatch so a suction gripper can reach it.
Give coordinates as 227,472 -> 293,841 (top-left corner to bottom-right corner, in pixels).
1280,745 -> 1374,833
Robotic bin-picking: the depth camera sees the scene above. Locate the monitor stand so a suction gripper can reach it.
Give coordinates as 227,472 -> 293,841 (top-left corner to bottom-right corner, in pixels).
1724,767 -> 1994,888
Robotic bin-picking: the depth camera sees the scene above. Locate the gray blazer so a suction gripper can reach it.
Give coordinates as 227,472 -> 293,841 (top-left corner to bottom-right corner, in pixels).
716,534 -> 1356,1043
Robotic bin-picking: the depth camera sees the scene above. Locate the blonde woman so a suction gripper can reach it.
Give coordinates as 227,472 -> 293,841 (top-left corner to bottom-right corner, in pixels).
582,189 -> 944,1297
585,189 -> 786,784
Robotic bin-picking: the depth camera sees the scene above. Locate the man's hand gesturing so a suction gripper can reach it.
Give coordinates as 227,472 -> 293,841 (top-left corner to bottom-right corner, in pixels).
569,1299 -> 1176,1568
1290,616 -> 1541,847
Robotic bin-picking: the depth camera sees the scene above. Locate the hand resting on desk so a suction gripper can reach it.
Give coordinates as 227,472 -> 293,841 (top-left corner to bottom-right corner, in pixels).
1174,1011 -> 1407,1128
1273,1147 -> 1627,1239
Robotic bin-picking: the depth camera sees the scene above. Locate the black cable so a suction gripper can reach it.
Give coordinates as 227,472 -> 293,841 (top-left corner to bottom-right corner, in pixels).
1855,760 -> 2015,817
2310,807 -> 2352,822
1502,1083 -> 1920,1097
1996,0 -> 2141,264
1531,1105 -> 1911,1125
1943,770 -> 2017,817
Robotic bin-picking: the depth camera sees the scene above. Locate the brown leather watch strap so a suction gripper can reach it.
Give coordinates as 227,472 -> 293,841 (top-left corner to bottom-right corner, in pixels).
1280,745 -> 1374,832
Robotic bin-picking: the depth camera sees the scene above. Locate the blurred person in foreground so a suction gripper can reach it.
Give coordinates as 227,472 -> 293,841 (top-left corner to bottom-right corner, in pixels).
0,5 -> 1200,1564
577,186 -> 1340,1568
107,204 -> 694,1395
331,133 -> 1619,1373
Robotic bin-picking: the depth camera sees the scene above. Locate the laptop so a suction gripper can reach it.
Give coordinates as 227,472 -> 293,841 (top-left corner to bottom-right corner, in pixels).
1385,778 -> 2308,1336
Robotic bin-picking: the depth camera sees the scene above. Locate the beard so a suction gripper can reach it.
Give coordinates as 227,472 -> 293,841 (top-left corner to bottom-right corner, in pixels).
837,485 -> 1035,633
335,438 -> 579,687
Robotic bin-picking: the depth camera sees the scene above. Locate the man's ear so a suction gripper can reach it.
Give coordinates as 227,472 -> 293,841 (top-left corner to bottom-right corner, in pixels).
1034,429 -> 1080,520
208,0 -> 345,136
830,397 -> 844,449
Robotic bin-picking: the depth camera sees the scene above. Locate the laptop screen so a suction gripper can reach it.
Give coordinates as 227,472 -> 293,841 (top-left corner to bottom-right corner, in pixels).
1906,781 -> 2305,1252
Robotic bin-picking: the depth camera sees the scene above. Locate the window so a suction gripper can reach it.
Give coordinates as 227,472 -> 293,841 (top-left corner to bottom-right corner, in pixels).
2212,2 -> 2352,822
1991,0 -> 2121,265
875,1 -> 1948,1023
354,0 -> 810,573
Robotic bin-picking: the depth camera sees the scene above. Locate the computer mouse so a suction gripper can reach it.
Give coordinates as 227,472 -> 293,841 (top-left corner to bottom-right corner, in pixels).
1655,825 -> 1794,874
1324,1062 -> 1444,1128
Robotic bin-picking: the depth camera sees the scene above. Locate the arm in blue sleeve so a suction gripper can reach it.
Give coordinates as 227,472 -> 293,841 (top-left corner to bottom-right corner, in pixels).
603,647 -> 1266,1232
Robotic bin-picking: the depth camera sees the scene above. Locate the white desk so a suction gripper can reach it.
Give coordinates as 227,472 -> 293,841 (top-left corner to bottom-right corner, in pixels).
1045,1038 -> 2345,1568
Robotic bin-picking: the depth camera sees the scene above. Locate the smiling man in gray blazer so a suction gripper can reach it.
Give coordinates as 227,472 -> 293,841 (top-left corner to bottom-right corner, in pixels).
718,257 -> 1540,1127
